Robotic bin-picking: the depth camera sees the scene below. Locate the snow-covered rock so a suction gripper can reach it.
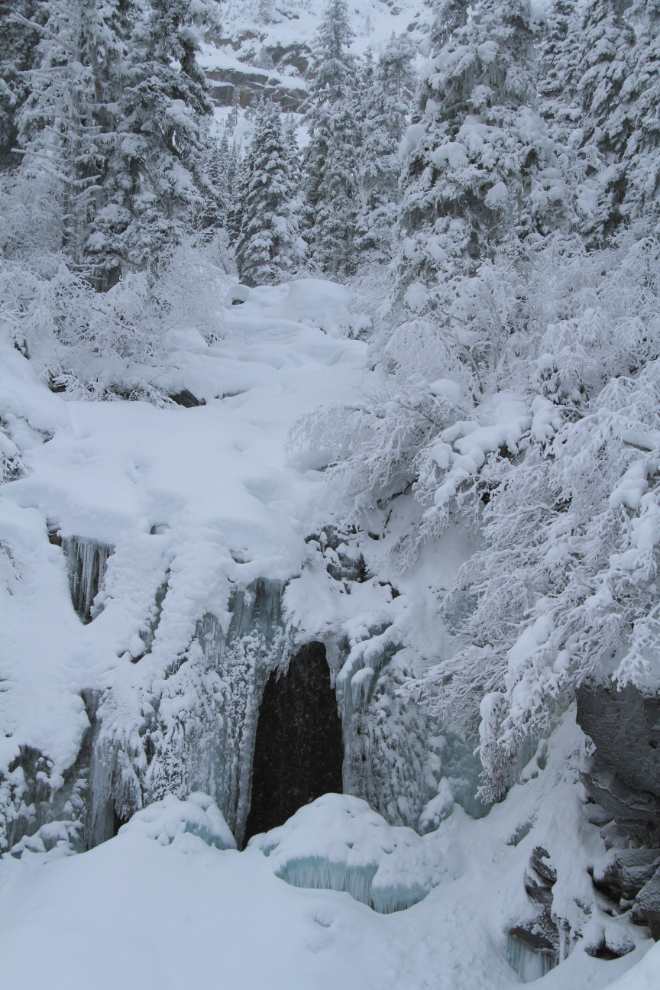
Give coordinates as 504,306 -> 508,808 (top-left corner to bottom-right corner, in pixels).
252,793 -> 440,913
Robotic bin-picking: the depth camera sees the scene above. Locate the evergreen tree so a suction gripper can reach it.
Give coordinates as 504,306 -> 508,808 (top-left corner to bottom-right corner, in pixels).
12,0 -> 222,286
355,35 -> 415,264
0,0 -> 44,166
234,99 -> 301,285
199,127 -> 232,231
302,0 -> 361,276
87,0 -> 220,281
393,0 -> 570,328
226,147 -> 248,246
13,0 -> 128,266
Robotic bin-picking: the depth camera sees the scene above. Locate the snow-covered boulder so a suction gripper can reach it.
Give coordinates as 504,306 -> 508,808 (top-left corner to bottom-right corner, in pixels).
250,793 -> 440,914
120,793 -> 236,851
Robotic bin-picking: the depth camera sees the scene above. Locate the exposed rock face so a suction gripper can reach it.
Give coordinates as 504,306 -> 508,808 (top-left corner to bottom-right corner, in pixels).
577,682 -> 660,937
578,683 -> 660,797
169,389 -> 204,408
582,752 -> 660,836
593,848 -> 660,903
636,870 -> 660,940
578,683 -> 660,846
206,66 -> 307,112
203,42 -> 310,111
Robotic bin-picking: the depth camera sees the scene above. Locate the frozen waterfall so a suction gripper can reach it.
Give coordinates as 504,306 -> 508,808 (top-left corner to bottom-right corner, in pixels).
63,536 -> 113,623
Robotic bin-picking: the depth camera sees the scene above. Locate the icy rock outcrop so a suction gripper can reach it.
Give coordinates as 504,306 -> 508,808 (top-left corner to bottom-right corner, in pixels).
582,752 -> 660,835
63,536 -> 113,623
0,736 -> 92,856
91,578 -> 288,850
636,869 -> 660,940
593,848 -> 660,903
505,931 -> 557,983
119,793 -> 236,850
8,819 -> 82,859
251,793 -> 440,914
577,684 -> 660,798
578,681 -> 660,937
512,845 -> 562,966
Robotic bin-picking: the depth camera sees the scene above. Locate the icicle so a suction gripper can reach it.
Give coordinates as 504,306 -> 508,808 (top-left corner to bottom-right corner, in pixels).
277,858 -> 378,907
63,537 -> 113,623
506,933 -> 557,982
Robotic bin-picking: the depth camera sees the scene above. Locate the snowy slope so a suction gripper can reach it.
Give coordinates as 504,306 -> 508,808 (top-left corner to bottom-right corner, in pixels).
0,280 -> 365,781
199,0 -> 431,118
208,0 -> 433,61
0,274 -> 656,990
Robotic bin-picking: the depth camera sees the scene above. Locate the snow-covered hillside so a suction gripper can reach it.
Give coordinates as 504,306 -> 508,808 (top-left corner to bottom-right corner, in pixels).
0,281 -> 655,988
3,0 -> 660,986
0,275 -> 656,989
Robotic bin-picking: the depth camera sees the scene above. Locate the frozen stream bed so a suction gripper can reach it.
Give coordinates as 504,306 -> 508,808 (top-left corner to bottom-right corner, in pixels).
0,279 -> 657,989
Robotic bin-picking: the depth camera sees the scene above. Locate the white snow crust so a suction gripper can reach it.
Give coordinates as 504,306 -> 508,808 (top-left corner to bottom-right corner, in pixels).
0,280 -> 365,779
0,272 -> 656,989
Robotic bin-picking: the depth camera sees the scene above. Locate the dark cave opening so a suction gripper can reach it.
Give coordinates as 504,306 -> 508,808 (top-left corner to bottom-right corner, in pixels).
243,642 -> 343,845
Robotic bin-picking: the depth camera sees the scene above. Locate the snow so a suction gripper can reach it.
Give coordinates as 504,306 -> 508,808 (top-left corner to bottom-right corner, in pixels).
1,262 -> 656,990
429,378 -> 462,405
0,709 -> 653,989
251,792 -> 439,913
209,0 -> 434,63
3,0 -> 660,985
429,392 -> 530,510
0,280 -> 366,782
120,792 -> 237,850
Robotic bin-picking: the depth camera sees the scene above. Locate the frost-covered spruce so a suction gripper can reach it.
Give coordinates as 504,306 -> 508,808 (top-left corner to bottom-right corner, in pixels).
0,0 -> 44,162
12,0 -> 128,268
394,0 -> 569,317
354,36 -> 415,265
302,0 -> 361,276
234,99 -> 302,286
13,0 -> 222,286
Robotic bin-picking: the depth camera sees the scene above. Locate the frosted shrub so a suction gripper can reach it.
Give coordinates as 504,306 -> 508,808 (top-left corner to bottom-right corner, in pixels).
419,237 -> 660,795
0,235 -> 227,399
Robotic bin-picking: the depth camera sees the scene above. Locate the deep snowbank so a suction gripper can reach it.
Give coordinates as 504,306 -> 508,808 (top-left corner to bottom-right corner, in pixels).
0,711 -> 653,990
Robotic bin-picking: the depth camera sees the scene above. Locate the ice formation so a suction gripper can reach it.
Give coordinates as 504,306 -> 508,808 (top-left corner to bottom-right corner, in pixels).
0,273 -> 657,988
505,933 -> 557,983
63,536 -> 113,622
89,578 -> 289,848
252,793 -> 441,914
119,792 -> 236,850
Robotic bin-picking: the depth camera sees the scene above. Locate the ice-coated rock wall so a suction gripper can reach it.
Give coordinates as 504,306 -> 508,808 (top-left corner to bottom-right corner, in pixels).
63,536 -> 113,623
89,578 -> 289,849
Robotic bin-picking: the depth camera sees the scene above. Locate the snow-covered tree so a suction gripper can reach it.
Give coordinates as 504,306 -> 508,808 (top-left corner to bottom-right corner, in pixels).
86,0 -> 221,280
302,0 -> 361,276
393,0 -> 573,328
234,99 -> 301,285
355,36 -> 415,264
11,0 -> 222,285
291,0 -> 660,798
0,0 -> 44,164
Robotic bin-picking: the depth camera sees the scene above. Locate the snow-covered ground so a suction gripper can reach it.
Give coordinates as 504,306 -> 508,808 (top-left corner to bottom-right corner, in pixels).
0,711 -> 654,990
0,276 -> 656,989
